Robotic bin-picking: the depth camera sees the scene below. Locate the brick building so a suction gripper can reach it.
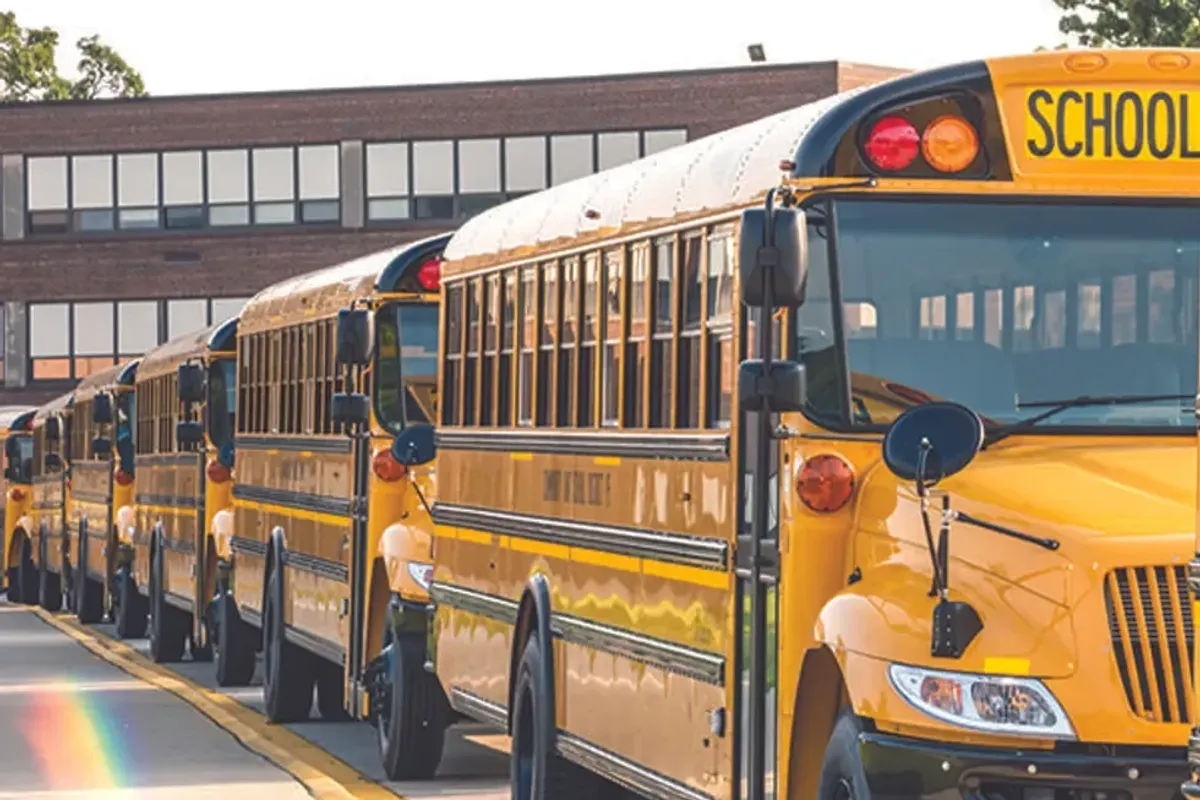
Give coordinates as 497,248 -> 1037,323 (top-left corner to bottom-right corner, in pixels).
0,59 -> 906,404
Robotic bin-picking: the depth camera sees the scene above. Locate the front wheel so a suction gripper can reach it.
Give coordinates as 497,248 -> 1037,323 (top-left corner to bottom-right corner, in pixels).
816,709 -> 874,800
262,569 -> 314,722
115,567 -> 147,639
76,533 -> 104,624
214,591 -> 255,686
510,636 -> 602,800
15,541 -> 37,605
375,633 -> 446,780
149,546 -> 187,663
38,559 -> 61,613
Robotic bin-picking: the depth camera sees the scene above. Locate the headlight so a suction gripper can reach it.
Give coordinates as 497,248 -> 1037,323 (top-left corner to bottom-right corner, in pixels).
407,561 -> 433,591
888,663 -> 1075,739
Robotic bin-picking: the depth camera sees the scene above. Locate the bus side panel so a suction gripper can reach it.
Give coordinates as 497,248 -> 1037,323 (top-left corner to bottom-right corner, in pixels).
69,461 -> 111,582
162,455 -> 203,611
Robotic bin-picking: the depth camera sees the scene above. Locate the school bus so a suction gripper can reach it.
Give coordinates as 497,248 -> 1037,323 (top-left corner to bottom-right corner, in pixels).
407,49 -> 1200,799
66,360 -> 139,625
2,406 -> 37,601
223,234 -> 449,749
26,392 -> 73,613
128,318 -> 238,664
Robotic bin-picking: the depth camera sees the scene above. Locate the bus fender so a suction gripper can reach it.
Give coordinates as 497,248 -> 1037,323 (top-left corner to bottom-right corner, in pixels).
507,572 -> 554,739
378,519 -> 433,602
210,508 -> 235,561
115,505 -> 137,547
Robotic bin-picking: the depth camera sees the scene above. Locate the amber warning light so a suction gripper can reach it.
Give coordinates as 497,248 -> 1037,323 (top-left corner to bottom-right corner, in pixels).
865,114 -> 980,174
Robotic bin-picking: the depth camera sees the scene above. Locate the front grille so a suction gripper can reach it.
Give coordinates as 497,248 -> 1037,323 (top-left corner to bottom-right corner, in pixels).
1103,565 -> 1195,724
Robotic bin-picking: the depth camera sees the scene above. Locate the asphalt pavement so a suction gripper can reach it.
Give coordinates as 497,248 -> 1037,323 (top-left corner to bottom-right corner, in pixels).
0,604 -> 310,799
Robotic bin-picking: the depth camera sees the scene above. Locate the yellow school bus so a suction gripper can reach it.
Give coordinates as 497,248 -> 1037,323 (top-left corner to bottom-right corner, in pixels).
27,392 -> 73,613
129,318 -> 238,664
415,49 -> 1200,799
66,360 -> 139,625
2,406 -> 37,601
224,234 -> 450,753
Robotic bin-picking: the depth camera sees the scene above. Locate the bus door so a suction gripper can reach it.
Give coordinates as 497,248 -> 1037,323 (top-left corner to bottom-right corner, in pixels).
734,199 -> 807,800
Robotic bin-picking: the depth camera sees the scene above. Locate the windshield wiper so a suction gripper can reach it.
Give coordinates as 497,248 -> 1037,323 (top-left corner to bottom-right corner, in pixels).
980,393 -> 1193,450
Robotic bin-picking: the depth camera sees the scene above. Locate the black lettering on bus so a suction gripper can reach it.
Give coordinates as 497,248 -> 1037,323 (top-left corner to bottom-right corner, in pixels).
1056,90 -> 1083,158
1084,91 -> 1113,157
1027,89 -> 1055,157
1180,95 -> 1200,158
1114,91 -> 1144,157
1147,92 -> 1177,159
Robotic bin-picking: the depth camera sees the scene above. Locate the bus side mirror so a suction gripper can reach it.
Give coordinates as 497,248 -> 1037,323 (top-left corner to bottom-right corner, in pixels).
882,402 -> 983,489
739,206 -> 808,308
176,421 -> 204,448
178,364 -> 205,404
92,436 -> 112,459
44,452 -> 62,472
738,361 -> 806,413
391,424 -> 435,467
331,393 -> 370,427
92,394 -> 114,425
336,309 -> 372,367
44,416 -> 61,442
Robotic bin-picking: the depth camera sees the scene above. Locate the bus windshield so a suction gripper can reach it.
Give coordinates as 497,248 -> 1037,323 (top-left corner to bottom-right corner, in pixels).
375,302 -> 439,432
208,359 -> 236,448
797,199 -> 1200,431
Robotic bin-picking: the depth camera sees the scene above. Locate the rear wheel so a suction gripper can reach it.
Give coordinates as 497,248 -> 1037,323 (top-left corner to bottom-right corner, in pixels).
375,631 -> 446,780
316,661 -> 349,721
76,532 -> 104,624
214,591 -> 255,685
262,568 -> 314,722
510,636 -> 602,800
115,567 -> 147,639
16,540 -> 37,605
38,556 -> 61,613
148,545 -> 187,663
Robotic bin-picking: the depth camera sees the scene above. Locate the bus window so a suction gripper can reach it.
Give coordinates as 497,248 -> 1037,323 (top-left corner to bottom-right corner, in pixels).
208,360 -> 236,447
376,303 -> 439,430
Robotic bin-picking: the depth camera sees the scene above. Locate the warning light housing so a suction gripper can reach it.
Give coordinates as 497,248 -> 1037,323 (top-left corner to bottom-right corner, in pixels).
416,258 -> 441,293
796,454 -> 856,513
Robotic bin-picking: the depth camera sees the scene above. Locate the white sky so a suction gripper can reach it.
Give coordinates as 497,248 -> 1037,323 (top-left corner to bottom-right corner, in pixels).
10,0 -> 1069,96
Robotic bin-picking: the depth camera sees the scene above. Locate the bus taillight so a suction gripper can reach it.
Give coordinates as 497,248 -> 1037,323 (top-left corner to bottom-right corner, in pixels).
865,116 -> 919,172
416,258 -> 441,292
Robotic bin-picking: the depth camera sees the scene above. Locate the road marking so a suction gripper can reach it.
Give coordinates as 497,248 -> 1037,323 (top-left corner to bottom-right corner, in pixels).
29,608 -> 400,800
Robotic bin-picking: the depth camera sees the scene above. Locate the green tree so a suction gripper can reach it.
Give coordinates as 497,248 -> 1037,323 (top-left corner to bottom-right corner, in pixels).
0,12 -> 145,101
1049,0 -> 1200,48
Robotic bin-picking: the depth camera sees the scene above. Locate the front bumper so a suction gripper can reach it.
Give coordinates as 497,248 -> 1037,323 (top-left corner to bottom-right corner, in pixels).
861,730 -> 1185,800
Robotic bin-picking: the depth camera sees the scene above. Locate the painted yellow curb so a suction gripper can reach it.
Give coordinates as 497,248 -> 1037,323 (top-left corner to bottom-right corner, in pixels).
31,607 -> 399,800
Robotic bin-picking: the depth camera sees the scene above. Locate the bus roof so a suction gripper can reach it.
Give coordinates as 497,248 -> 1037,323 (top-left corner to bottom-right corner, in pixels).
238,233 -> 452,336
33,390 -> 72,422
73,359 -> 140,404
137,317 -> 238,383
441,87 -> 870,274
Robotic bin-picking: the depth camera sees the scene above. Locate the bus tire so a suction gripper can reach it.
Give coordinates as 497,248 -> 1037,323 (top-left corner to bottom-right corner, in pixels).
148,543 -> 187,663
816,709 -> 874,800
316,661 -> 349,721
262,568 -> 314,723
16,540 -> 37,605
115,566 -> 147,639
76,530 -> 104,624
39,559 -> 61,613
214,591 -> 255,686
376,633 -> 445,780
4,566 -> 16,601
510,636 -> 601,800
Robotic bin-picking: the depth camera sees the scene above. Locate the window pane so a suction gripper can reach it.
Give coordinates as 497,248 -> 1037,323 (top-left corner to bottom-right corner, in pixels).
255,202 -> 295,225
27,157 -> 68,210
211,297 -> 248,322
163,151 -> 203,205
119,208 -> 160,229
118,301 -> 158,354
458,139 -> 500,193
168,299 -> 208,339
207,149 -> 249,203
368,197 -> 410,220
505,136 -> 546,192
165,205 -> 205,229
413,141 -> 453,195
644,129 -> 687,155
366,142 -> 408,197
209,204 -> 250,226
72,155 -> 113,209
117,153 -> 158,207
298,144 -> 339,200
29,304 -> 68,357
74,302 -> 114,356
550,134 -> 593,185
598,132 -> 640,170
253,147 -> 295,201
74,209 -> 114,232
301,199 -> 340,223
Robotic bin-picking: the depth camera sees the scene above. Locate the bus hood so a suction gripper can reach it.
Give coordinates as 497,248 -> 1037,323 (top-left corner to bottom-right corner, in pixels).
838,437 -> 1194,678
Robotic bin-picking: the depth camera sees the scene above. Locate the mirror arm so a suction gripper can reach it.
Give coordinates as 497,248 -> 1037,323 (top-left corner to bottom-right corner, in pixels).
950,509 -> 1060,551
918,493 -> 947,599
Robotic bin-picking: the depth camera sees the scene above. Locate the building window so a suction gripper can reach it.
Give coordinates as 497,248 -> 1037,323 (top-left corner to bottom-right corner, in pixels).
298,144 -> 341,223
505,136 -> 547,194
413,140 -> 455,220
252,147 -> 296,225
163,150 -> 204,230
598,132 -> 640,171
645,129 -> 688,156
458,138 -> 504,218
551,134 -> 594,186
26,296 -> 250,383
366,141 -> 410,222
71,155 -> 114,232
117,153 -> 159,230
208,148 -> 250,226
